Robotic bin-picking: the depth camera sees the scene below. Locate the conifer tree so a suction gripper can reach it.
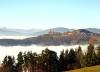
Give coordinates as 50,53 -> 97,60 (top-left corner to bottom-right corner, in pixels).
97,45 -> 100,64
17,52 -> 24,72
68,49 -> 77,69
43,48 -> 60,72
85,44 -> 97,67
64,49 -> 69,70
76,46 -> 84,68
59,50 -> 65,70
2,56 -> 15,72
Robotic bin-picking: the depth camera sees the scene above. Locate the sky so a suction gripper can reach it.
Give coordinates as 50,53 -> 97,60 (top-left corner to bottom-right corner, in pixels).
0,0 -> 100,29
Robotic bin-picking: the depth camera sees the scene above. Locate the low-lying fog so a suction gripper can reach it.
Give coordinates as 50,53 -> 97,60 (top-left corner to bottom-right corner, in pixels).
0,36 -> 98,63
0,44 -> 95,63
0,36 -> 33,39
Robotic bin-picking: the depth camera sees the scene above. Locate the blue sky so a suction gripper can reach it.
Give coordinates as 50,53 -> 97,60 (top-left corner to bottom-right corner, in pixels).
0,0 -> 100,29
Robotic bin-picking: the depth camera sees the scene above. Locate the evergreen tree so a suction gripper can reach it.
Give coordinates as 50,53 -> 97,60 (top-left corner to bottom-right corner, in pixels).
2,56 -> 7,65
17,52 -> 24,65
43,48 -> 60,72
76,46 -> 84,68
27,51 -> 35,72
59,50 -> 65,71
17,52 -> 24,72
2,56 -> 15,72
85,44 -> 97,67
68,49 -> 77,70
64,49 -> 69,70
97,45 -> 100,64
65,49 -> 68,63
23,52 -> 28,72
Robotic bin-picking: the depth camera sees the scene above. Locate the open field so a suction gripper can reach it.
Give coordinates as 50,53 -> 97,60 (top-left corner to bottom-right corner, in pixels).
64,65 -> 100,72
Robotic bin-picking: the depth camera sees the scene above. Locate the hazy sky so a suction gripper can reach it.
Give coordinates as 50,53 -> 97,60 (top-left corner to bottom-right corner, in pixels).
0,0 -> 100,29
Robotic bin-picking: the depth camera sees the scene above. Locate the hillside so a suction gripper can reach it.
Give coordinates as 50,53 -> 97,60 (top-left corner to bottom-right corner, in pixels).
0,27 -> 100,36
86,28 -> 100,34
0,27 -> 73,36
64,65 -> 100,72
0,29 -> 99,46
32,27 -> 73,36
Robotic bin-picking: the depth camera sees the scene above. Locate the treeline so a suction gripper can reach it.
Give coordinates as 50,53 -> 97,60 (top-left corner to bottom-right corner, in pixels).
0,44 -> 100,72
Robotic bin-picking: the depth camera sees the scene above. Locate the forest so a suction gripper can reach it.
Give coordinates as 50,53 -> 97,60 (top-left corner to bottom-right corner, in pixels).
0,44 -> 100,72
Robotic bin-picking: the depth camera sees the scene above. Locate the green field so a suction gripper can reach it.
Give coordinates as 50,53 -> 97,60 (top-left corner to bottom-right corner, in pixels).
64,65 -> 100,72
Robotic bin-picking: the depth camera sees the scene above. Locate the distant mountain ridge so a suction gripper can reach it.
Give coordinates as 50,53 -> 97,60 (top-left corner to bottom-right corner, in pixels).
0,27 -> 100,36
86,28 -> 100,34
32,27 -> 73,36
0,28 -> 99,46
0,28 -> 42,36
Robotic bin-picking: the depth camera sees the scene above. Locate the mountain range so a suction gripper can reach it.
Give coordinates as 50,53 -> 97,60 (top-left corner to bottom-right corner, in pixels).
0,28 -> 99,46
0,27 -> 100,36
0,28 -> 42,36
85,28 -> 100,34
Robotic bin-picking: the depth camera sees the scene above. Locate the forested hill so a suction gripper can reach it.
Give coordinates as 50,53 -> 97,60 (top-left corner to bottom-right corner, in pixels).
0,27 -> 100,36
0,29 -> 99,46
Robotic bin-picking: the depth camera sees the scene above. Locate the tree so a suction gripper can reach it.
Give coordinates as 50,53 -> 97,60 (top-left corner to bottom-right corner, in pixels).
2,56 -> 7,65
23,52 -> 28,72
85,44 -> 97,67
97,45 -> 100,64
27,51 -> 35,72
43,48 -> 60,72
68,49 -> 77,70
17,52 -> 24,65
17,52 -> 24,72
64,49 -> 69,64
76,46 -> 85,68
59,50 -> 65,71
2,56 -> 15,72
